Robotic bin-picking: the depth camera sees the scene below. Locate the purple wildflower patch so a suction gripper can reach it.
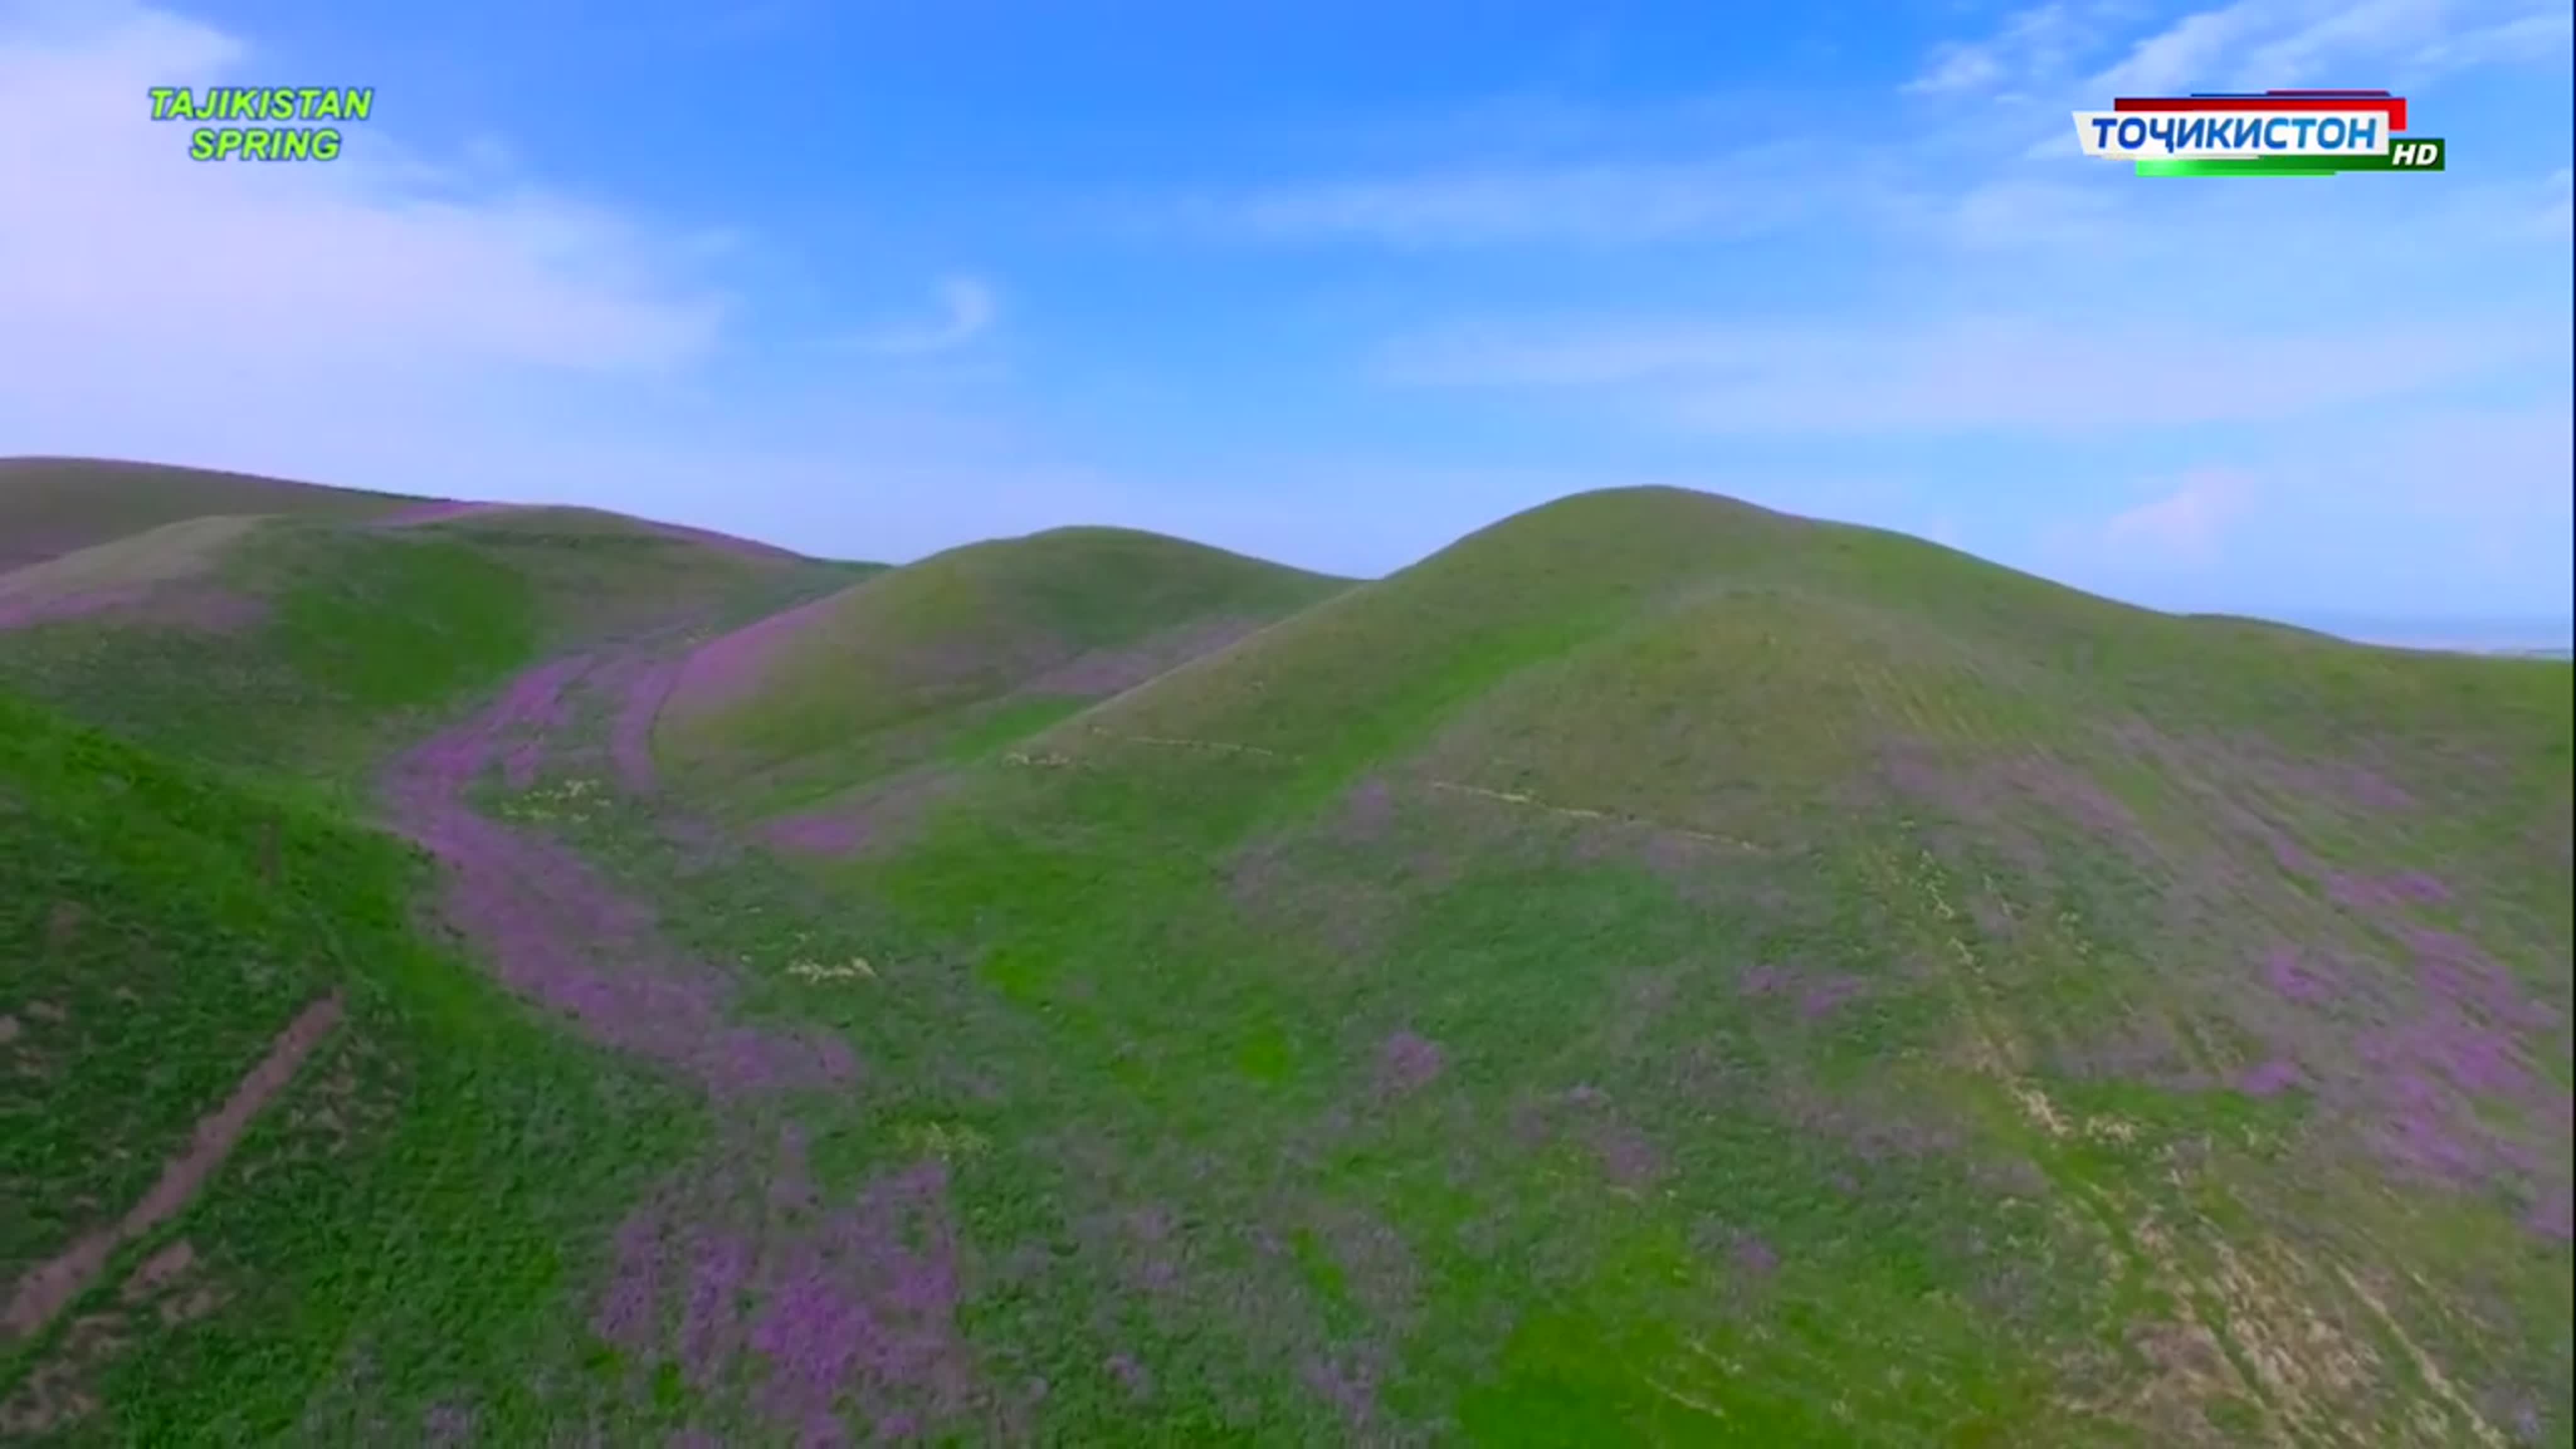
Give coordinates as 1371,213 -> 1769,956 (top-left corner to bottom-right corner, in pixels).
597,1201 -> 668,1350
2528,1187 -> 2573,1243
2262,945 -> 2336,1004
595,1144 -> 980,1443
1731,1233 -> 1780,1277
2238,1058 -> 2303,1097
746,1161 -> 971,1436
1105,1353 -> 1153,1401
370,499 -> 515,528
763,772 -> 957,860
1299,1350 -> 1379,1430
631,517 -> 803,562
1016,616 -> 1267,697
421,1401 -> 476,1447
679,1229 -> 756,1387
663,590 -> 847,719
1591,1121 -> 1664,1188
1336,777 -> 1395,843
1375,1031 -> 1444,1097
1797,975 -> 1869,1019
0,582 -> 260,634
1736,962 -> 1867,1019
380,656 -> 858,1097
612,658 -> 683,793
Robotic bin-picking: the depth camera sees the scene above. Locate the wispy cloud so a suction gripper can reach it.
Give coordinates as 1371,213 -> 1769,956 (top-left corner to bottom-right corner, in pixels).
2415,8 -> 2576,71
835,274 -> 999,355
2102,468 -> 2251,564
1904,2 -> 2119,97
1902,0 -> 2569,131
2024,399 -> 2573,611
0,2 -> 1060,564
1178,144 -> 1869,248
1380,312 -> 2541,435
0,2 -> 726,389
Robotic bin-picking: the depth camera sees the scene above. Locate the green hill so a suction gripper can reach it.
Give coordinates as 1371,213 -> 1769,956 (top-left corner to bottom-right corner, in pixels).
655,525 -> 1346,819
0,492 -> 855,790
2,476 -> 2565,1446
801,487 -> 2573,1443
0,458 -> 419,573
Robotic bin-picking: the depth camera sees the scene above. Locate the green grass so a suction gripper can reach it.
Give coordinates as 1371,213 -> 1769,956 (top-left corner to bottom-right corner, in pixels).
3,475 -> 2567,1445
0,513 -> 848,792
0,689 -> 695,1444
658,525 -> 1346,814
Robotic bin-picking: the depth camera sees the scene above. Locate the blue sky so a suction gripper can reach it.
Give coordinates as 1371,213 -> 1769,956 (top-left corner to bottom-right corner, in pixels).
2,0 -> 2568,638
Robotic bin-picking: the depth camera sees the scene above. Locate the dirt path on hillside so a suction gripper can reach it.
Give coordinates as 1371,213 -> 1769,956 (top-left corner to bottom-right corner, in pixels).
377,649 -> 854,1099
3,993 -> 345,1343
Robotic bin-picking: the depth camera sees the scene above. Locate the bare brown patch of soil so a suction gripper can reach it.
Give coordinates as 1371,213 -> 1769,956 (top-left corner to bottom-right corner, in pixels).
0,1311 -> 121,1436
3,992 -> 344,1341
118,1241 -> 195,1303
0,1238 -> 223,1436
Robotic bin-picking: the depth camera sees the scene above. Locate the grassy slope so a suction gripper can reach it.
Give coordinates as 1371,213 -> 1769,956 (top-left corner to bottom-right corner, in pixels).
657,526 -> 1346,816
0,689 -> 694,1444
0,507 -> 853,789
4,480 -> 2567,1444
760,487 -> 2569,1443
0,458 -> 418,573
1,484 -> 858,1440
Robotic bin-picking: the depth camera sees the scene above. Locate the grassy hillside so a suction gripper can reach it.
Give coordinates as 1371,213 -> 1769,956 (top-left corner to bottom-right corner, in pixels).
0,458 -> 419,573
0,504 -> 853,790
655,525 -> 1346,818
0,688 -> 694,1443
775,488 -> 2571,1443
3,476 -> 2566,1445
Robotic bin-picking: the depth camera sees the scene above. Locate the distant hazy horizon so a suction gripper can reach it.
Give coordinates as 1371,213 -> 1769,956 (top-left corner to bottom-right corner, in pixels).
2283,612 -> 2576,655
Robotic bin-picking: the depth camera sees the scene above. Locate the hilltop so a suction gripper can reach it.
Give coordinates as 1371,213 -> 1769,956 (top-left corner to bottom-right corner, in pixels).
3,464 -> 2567,1445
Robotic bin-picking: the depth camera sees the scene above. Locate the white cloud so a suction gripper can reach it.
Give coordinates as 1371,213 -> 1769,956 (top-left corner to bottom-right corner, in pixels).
2019,398 -> 2573,608
0,3 -> 724,387
1182,147 -> 1862,248
2081,0 -> 2575,92
2416,8 -> 2576,70
2088,3 -> 2272,93
2539,167 -> 2574,238
1379,313 -> 2542,435
2101,467 -> 2251,564
835,274 -> 999,355
1906,39 -> 2009,96
1904,3 -> 2112,96
1909,0 -> 2570,109
0,1 -> 1055,564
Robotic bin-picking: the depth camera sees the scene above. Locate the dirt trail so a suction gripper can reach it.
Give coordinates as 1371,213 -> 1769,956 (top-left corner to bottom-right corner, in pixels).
4,993 -> 345,1341
377,650 -> 853,1098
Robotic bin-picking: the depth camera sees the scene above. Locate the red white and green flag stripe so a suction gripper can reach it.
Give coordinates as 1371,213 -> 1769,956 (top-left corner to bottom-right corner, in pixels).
2072,91 -> 2446,177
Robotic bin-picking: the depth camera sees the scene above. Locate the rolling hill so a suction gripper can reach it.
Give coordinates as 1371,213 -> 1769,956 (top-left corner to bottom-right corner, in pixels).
3,464 -> 2567,1446
653,526 -> 1346,821
0,458 -> 422,574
